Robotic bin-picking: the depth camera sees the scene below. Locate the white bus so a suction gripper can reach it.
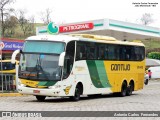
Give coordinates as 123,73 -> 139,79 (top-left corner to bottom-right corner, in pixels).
12,34 -> 145,101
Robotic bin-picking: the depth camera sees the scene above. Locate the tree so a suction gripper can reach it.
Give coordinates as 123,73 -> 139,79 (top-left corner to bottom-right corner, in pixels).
16,9 -> 31,36
148,52 -> 160,60
28,15 -> 35,35
3,15 -> 18,37
0,0 -> 14,37
40,8 -> 52,24
140,13 -> 154,26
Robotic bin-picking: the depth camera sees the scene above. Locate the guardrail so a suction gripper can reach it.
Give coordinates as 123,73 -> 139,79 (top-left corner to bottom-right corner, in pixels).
0,73 -> 16,93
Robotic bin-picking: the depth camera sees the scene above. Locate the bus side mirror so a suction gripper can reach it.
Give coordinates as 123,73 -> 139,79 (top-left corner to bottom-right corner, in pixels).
11,49 -> 21,64
59,52 -> 66,67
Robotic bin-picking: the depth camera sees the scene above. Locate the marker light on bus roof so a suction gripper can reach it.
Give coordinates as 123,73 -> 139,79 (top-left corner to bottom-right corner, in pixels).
41,37 -> 48,40
70,34 -> 117,41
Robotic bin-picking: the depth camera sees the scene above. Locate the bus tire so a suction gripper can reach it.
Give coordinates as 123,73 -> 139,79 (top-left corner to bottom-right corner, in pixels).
70,85 -> 81,101
119,81 -> 127,97
35,95 -> 46,101
145,79 -> 149,85
126,81 -> 134,96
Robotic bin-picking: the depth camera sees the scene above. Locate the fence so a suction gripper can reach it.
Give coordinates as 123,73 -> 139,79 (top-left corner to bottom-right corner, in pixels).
0,73 -> 17,93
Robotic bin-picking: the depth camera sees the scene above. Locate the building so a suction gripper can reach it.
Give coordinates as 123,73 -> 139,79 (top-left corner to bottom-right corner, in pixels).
37,18 -> 160,41
0,38 -> 24,60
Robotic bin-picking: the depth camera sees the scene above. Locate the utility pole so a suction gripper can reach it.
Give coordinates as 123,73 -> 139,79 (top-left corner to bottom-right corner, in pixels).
0,41 -> 4,93
0,20 -> 4,92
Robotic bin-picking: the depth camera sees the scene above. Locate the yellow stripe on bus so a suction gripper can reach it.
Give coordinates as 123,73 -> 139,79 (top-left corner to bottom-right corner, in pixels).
20,79 -> 47,88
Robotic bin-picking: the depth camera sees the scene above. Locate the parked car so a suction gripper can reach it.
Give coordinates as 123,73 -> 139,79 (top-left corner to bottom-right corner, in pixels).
144,73 -> 149,85
148,66 -> 160,79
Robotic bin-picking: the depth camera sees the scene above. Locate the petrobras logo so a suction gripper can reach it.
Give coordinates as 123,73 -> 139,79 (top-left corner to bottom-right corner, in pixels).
47,22 -> 59,34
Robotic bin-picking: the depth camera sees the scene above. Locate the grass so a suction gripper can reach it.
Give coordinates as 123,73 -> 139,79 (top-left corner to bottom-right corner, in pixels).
128,39 -> 160,51
141,39 -> 160,50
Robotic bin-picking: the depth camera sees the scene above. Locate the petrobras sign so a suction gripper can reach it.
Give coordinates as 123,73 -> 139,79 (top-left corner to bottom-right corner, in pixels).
37,20 -> 106,35
59,23 -> 94,33
47,22 -> 94,34
2,41 -> 24,50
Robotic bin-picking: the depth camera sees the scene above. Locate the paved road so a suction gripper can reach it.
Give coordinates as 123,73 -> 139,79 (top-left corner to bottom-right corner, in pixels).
0,80 -> 160,120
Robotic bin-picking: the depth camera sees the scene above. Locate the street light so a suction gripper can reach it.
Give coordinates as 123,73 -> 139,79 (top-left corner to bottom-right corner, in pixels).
0,13 -> 4,92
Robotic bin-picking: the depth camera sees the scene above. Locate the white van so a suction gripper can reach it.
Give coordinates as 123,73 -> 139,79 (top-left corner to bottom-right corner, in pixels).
148,66 -> 160,79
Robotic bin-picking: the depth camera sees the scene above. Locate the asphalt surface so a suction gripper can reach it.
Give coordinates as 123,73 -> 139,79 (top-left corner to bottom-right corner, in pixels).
0,79 -> 160,120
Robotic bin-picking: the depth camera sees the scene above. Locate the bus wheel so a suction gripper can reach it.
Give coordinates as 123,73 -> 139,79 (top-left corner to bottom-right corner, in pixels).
126,82 -> 134,96
35,95 -> 46,101
144,79 -> 149,85
120,81 -> 127,97
70,85 -> 81,101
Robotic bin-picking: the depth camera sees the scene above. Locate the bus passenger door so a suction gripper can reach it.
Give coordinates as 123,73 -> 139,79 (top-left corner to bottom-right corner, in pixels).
63,41 -> 75,80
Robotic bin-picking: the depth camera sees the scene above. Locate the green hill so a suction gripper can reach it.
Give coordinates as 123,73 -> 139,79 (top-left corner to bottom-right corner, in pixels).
7,23 -> 45,40
141,39 -> 160,49
137,39 -> 160,54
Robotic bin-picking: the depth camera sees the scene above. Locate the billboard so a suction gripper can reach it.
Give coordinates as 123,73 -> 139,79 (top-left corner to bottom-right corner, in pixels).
2,41 -> 24,50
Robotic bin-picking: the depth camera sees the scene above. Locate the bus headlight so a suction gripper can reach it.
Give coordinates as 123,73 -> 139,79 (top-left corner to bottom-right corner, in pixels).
18,82 -> 21,85
21,84 -> 26,87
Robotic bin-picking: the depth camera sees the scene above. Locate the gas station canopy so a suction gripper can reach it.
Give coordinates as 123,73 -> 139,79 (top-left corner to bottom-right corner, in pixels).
36,18 -> 160,41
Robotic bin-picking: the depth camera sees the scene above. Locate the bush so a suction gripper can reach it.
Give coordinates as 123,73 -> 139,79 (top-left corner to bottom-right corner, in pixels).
147,52 -> 160,60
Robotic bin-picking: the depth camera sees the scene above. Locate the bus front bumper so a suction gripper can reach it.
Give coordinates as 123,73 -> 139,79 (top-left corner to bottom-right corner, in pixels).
17,85 -> 61,97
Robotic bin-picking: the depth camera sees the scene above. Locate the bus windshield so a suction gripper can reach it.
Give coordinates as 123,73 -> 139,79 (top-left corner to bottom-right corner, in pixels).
23,41 -> 65,54
19,41 -> 65,81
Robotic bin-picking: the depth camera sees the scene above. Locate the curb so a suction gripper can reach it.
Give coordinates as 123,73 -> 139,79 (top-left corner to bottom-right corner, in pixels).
0,93 -> 25,97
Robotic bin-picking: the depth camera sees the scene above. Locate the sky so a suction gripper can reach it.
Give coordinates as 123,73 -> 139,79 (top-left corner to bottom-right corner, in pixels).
10,0 -> 160,27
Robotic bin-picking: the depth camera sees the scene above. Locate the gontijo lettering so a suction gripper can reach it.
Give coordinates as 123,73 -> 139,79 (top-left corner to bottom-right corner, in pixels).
111,64 -> 130,71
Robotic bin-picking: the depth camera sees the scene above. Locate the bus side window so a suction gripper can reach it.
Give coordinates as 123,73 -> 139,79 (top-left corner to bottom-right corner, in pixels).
125,47 -> 131,60
87,47 -> 95,59
63,41 -> 75,78
81,46 -> 86,59
11,63 -> 15,70
76,42 -> 87,60
119,46 -> 126,60
98,45 -> 105,60
76,46 -> 81,60
108,45 -> 117,60
105,46 -> 109,60
134,46 -> 145,61
2,63 -> 6,70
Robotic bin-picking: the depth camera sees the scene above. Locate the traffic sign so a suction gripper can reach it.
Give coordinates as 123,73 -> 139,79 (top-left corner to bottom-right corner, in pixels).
0,42 -> 4,50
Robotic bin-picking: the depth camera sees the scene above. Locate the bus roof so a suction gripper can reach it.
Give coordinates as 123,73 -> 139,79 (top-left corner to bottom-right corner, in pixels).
26,35 -> 79,43
26,34 -> 144,47
70,34 -> 145,46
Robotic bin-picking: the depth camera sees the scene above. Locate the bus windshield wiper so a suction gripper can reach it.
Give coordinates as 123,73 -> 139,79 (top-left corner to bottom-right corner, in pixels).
27,55 -> 49,80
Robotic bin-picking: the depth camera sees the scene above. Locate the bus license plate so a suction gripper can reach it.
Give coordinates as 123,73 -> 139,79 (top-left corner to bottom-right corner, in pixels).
33,90 -> 40,94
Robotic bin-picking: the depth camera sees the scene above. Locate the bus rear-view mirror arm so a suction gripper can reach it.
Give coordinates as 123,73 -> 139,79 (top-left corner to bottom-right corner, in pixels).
59,52 -> 66,67
11,49 -> 22,64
